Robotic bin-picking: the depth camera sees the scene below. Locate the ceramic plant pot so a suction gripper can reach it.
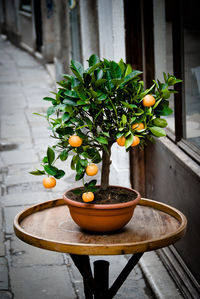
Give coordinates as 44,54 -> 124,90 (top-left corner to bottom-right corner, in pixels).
63,186 -> 141,233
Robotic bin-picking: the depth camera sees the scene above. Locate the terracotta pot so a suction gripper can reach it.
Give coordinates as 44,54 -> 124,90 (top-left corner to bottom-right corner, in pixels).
63,186 -> 141,233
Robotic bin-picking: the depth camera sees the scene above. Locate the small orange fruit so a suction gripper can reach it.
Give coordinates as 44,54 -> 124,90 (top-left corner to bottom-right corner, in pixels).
69,135 -> 82,147
142,94 -> 156,107
43,177 -> 56,188
82,192 -> 94,202
131,136 -> 140,147
132,123 -> 145,131
117,136 -> 126,146
86,164 -> 98,176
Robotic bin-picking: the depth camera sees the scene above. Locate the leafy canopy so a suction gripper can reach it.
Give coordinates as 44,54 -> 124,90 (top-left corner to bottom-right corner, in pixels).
30,54 -> 181,190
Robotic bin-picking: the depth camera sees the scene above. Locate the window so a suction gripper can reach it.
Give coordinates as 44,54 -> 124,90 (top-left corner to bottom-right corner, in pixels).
183,2 -> 200,149
20,0 -> 32,13
69,0 -> 81,62
165,0 -> 200,162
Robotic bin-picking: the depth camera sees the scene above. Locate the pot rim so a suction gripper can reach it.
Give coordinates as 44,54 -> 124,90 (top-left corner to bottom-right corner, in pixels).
63,185 -> 141,210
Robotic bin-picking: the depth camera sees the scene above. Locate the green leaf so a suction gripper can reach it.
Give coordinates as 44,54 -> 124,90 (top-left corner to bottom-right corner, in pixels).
73,85 -> 88,100
157,106 -> 173,116
88,54 -> 100,66
72,189 -> 83,195
102,132 -> 110,137
47,147 -> 55,165
43,97 -> 55,102
116,131 -> 124,138
135,84 -> 155,100
161,89 -> 170,99
70,60 -> 84,82
77,100 -> 89,106
75,172 -> 85,181
152,118 -> 168,128
63,99 -> 78,106
89,186 -> 97,192
123,70 -> 142,84
64,90 -> 78,98
153,98 -> 162,109
111,79 -> 124,87
121,101 -> 137,109
125,134 -> 134,149
83,105 -> 90,111
163,72 -> 167,82
88,179 -> 97,187
124,64 -> 132,77
62,112 -> 70,122
92,152 -> 102,163
83,73 -> 91,86
110,61 -> 122,78
43,165 -> 58,176
84,117 -> 93,128
33,112 -> 45,117
54,169 -> 65,179
118,59 -> 126,75
60,150 -> 69,161
122,114 -> 127,125
135,108 -> 144,116
87,62 -> 102,75
42,156 -> 48,164
29,170 -> 45,176
95,136 -> 108,144
81,152 -> 89,158
149,126 -> 166,137
79,159 -> 88,167
63,74 -> 73,81
97,92 -> 107,101
71,155 -> 79,170
47,106 -> 56,117
95,69 -> 103,80
95,79 -> 107,87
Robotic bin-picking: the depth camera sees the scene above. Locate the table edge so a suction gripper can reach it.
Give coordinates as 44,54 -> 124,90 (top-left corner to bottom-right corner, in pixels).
13,198 -> 187,255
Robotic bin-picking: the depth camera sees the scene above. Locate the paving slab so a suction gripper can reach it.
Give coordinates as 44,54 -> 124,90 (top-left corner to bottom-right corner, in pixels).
0,208 -> 5,256
0,257 -> 9,290
4,206 -> 27,234
0,230 -> 5,256
4,164 -> 43,188
1,149 -> 38,166
139,252 -> 183,299
8,236 -> 64,268
0,84 -> 22,97
1,122 -> 31,139
10,265 -> 75,299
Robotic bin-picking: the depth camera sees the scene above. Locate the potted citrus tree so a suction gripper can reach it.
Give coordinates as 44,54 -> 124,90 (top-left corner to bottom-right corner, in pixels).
30,54 -> 181,232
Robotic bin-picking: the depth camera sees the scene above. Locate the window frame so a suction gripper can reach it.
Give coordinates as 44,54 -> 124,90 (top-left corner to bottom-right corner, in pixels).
170,0 -> 200,164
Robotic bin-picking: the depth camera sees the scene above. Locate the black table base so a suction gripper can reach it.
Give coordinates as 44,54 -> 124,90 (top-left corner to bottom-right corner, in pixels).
70,252 -> 144,299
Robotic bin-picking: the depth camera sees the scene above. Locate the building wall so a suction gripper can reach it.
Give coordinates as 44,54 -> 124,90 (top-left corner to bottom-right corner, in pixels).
3,0 -> 21,44
96,0 -> 130,187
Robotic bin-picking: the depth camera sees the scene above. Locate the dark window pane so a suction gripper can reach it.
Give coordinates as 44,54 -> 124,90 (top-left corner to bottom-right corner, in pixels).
184,1 -> 200,149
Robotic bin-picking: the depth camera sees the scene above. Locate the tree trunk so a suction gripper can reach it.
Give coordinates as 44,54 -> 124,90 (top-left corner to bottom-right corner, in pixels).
100,142 -> 112,190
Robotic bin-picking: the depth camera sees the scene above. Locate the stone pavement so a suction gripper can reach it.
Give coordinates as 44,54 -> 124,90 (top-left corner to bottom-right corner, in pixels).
0,36 -> 183,299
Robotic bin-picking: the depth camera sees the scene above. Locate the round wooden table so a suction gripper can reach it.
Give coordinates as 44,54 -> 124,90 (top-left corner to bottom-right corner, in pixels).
14,198 -> 187,299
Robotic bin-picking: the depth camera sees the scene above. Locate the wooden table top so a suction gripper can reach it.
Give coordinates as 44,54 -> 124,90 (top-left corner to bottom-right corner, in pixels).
14,198 -> 187,255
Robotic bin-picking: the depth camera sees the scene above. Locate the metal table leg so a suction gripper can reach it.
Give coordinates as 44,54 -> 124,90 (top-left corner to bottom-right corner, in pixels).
70,252 -> 144,299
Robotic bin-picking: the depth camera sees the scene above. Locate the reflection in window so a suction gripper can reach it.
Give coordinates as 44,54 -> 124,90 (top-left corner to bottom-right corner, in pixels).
184,1 -> 200,149
165,1 -> 175,133
20,0 -> 32,13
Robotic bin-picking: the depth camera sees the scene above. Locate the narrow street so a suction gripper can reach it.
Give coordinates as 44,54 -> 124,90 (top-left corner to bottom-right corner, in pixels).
0,36 -> 158,299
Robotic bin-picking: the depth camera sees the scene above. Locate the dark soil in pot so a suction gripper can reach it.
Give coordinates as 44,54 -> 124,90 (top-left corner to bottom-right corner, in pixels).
65,186 -> 138,205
